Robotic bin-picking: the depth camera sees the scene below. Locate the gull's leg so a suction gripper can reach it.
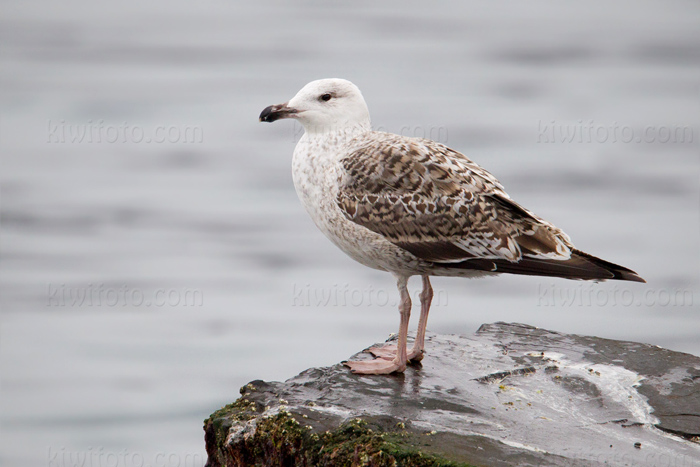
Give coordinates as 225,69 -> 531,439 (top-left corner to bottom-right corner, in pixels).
344,275 -> 411,375
369,275 -> 433,363
394,274 -> 410,367
408,275 -> 433,362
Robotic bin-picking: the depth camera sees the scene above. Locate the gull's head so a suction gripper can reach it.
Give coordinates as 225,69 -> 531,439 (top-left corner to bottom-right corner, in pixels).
259,78 -> 370,134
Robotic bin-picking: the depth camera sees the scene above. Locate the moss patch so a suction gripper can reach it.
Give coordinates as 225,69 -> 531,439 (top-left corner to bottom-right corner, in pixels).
205,399 -> 475,467
204,386 -> 265,467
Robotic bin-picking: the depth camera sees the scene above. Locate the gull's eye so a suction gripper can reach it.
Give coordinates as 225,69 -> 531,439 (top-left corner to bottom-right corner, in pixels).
319,93 -> 332,102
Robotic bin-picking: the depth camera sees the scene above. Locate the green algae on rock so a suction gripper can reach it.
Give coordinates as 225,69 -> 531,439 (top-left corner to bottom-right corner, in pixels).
205,399 -> 471,467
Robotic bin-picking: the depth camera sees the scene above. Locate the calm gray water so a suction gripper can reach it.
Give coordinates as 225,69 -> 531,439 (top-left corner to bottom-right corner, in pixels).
1,1 -> 699,466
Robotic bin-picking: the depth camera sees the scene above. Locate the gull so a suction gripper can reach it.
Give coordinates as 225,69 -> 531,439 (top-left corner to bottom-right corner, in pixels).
259,78 -> 645,375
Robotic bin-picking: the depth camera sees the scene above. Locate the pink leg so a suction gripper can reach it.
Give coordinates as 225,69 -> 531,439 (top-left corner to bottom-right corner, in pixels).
409,275 -> 433,361
344,275 -> 411,375
369,275 -> 433,362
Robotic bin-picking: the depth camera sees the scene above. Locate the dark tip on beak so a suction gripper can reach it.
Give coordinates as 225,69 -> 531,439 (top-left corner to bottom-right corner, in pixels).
259,105 -> 277,122
259,103 -> 297,123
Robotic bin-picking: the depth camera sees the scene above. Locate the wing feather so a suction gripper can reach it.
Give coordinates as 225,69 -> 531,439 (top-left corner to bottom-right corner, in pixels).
336,132 -> 573,264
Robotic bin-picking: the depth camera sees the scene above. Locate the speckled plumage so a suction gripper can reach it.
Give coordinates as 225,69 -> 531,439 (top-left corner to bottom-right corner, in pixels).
260,78 -> 644,374
335,132 -> 574,264
292,129 -> 434,275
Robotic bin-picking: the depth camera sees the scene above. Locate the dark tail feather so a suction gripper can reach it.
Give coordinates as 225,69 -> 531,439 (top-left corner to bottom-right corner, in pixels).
569,249 -> 646,282
447,248 -> 646,283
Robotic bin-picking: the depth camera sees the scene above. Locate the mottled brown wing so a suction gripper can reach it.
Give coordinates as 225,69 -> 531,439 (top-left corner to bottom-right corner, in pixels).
336,132 -> 574,264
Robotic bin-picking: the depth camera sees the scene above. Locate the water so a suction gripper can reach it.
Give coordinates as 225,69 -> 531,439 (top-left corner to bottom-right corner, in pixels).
1,1 -> 699,465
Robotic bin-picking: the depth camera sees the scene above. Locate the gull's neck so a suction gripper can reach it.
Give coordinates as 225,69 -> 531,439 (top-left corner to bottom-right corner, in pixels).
302,121 -> 371,144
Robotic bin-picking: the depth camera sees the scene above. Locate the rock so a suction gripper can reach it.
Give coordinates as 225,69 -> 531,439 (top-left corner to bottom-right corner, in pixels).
204,323 -> 700,467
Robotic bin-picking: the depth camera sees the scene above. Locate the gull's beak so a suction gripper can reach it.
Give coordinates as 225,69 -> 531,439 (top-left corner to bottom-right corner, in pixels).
259,102 -> 298,123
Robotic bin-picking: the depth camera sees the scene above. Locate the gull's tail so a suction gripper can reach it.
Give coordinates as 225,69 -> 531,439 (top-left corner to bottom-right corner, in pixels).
449,249 -> 646,283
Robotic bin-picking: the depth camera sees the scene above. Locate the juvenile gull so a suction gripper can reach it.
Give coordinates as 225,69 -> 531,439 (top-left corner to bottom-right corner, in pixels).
259,78 -> 645,375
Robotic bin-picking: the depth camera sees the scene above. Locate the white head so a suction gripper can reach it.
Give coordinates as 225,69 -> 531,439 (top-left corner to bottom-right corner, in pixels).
259,78 -> 371,134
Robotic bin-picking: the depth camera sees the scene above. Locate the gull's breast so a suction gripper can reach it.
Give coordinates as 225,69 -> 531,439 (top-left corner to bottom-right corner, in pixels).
291,137 -> 427,275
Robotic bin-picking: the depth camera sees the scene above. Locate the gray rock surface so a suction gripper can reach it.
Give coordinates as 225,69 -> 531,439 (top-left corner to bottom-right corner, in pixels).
205,323 -> 700,466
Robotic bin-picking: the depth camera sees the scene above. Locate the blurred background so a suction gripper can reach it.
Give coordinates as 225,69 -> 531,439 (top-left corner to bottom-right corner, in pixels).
1,1 -> 699,465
